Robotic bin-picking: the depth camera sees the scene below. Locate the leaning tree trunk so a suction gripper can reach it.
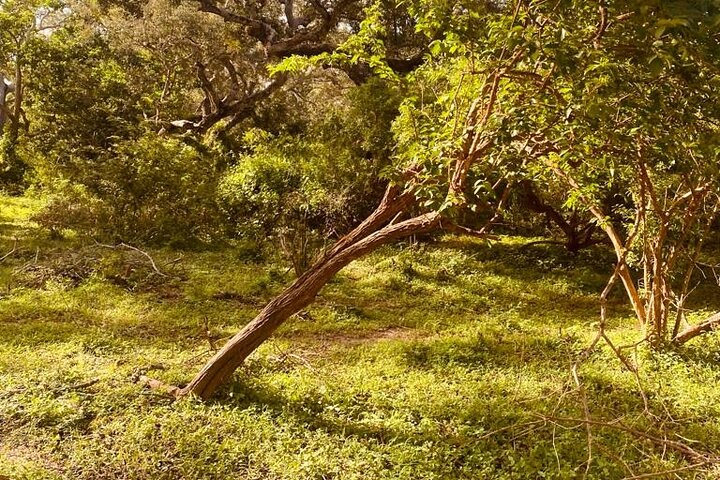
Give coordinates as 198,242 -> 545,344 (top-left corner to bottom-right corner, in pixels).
178,187 -> 440,399
547,166 -> 647,326
587,204 -> 647,326
164,51 -> 508,400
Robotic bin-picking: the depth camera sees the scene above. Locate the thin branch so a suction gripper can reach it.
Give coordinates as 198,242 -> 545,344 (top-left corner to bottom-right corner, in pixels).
196,0 -> 274,41
51,377 -> 100,394
196,61 -> 221,113
439,220 -> 498,240
0,237 -> 17,262
536,414 -> 720,463
94,241 -> 169,277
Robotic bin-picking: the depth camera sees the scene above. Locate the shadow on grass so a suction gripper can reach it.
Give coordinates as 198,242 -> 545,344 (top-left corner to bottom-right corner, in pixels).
397,331 -> 581,371
317,265 -> 625,337
0,290 -> 253,350
434,237 -> 617,274
214,372 -> 540,450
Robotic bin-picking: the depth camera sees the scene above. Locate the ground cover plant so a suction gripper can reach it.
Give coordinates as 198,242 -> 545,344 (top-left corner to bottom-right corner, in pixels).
2,196 -> 720,479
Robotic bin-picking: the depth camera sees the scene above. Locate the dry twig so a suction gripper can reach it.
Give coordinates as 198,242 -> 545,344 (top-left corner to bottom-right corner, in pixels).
95,241 -> 169,277
0,237 -> 17,262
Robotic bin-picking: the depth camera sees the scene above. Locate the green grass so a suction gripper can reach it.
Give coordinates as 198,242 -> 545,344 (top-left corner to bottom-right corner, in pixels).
1,196 -> 720,479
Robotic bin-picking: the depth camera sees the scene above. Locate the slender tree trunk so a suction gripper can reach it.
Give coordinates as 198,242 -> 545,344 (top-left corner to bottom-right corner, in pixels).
179,187 -> 439,399
0,73 -> 6,133
548,166 -> 646,325
587,205 -> 646,326
8,61 -> 21,142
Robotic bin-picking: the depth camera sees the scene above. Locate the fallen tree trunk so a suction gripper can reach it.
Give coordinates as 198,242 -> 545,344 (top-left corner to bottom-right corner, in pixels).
673,312 -> 720,345
177,191 -> 440,399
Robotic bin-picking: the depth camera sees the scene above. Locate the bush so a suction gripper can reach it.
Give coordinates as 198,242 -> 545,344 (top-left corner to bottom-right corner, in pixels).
217,129 -> 383,274
33,134 -> 222,246
32,182 -> 109,238
218,131 -> 331,274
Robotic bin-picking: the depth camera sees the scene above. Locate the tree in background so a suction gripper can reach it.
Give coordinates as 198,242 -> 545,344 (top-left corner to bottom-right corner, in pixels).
97,0 -> 426,133
23,0 -> 419,245
20,5 -> 224,243
0,0 -> 53,188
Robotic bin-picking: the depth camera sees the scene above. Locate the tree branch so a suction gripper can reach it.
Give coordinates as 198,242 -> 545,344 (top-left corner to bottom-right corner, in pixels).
169,73 -> 288,133
197,0 -> 275,42
673,312 -> 720,345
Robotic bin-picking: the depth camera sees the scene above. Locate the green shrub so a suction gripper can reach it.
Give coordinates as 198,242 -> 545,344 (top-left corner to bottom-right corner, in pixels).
218,129 -> 382,274
33,134 -> 222,246
0,135 -> 28,193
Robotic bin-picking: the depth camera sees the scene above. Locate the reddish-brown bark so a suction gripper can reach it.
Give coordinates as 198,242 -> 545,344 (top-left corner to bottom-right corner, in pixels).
179,198 -> 440,399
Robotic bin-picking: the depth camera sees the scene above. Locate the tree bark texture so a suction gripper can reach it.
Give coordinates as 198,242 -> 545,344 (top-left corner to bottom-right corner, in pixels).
168,56 -> 508,400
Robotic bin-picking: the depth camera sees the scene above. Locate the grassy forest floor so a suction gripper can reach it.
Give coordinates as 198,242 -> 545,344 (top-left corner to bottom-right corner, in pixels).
1,196 -> 720,479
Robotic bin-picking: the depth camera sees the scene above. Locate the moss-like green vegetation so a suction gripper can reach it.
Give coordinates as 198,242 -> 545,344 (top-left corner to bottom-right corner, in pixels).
2,196 -> 719,479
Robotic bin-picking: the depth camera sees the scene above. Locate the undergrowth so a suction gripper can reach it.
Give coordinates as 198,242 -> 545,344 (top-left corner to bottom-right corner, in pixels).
1,196 -> 719,479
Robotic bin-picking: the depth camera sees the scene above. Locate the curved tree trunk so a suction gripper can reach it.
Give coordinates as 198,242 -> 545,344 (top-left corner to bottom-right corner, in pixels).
178,187 -> 440,399
162,46 -> 509,400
